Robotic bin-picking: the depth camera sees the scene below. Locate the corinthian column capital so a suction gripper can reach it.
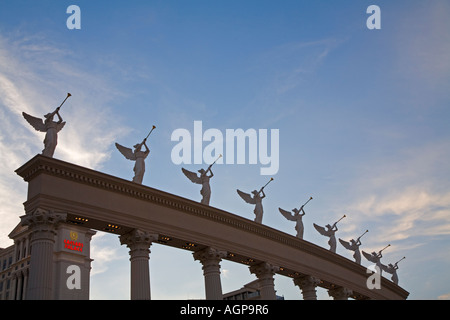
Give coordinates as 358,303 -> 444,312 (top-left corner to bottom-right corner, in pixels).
120,229 -> 158,258
328,286 -> 353,300
293,275 -> 320,300
20,208 -> 67,238
193,247 -> 227,265
120,229 -> 158,246
249,262 -> 279,279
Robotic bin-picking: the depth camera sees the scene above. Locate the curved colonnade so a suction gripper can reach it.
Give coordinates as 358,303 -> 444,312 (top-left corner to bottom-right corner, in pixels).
16,155 -> 409,300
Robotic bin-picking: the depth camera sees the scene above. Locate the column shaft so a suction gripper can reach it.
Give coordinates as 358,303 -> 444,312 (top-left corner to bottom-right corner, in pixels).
120,230 -> 158,300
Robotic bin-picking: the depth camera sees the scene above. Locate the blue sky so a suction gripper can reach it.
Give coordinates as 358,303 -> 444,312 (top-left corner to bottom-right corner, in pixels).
1,0 -> 449,300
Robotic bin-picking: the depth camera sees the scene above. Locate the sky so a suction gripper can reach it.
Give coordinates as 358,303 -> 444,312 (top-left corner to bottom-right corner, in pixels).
0,0 -> 449,300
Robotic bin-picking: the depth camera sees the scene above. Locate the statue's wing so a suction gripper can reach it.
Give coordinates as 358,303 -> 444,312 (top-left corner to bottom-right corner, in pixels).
313,223 -> 327,236
22,112 -> 46,132
279,208 -> 296,221
181,168 -> 201,184
339,238 -> 352,250
115,143 -> 136,160
362,251 -> 377,263
380,263 -> 390,273
237,189 -> 256,204
56,121 -> 66,133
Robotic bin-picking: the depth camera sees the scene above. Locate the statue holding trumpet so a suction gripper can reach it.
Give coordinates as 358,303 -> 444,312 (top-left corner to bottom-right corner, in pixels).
115,125 -> 156,184
313,214 -> 346,253
182,154 -> 221,205
339,229 -> 368,264
22,93 -> 71,158
278,196 -> 313,239
382,256 -> 405,285
363,244 -> 391,276
237,178 -> 273,224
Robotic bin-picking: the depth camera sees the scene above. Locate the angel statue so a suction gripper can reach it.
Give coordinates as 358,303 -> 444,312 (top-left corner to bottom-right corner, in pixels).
182,154 -> 221,205
278,197 -> 312,239
115,126 -> 155,184
279,207 -> 305,239
339,230 -> 368,264
313,215 -> 346,253
362,244 -> 390,276
237,178 -> 273,224
382,257 -> 405,285
22,93 -> 71,158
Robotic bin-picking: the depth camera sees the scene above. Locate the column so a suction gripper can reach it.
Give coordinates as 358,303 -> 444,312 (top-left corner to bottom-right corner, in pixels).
20,208 -> 66,300
120,229 -> 158,300
249,262 -> 279,300
24,237 -> 30,257
193,247 -> 227,300
22,269 -> 29,300
293,275 -> 320,300
10,275 -> 17,300
15,273 -> 23,300
13,240 -> 18,263
328,286 -> 353,300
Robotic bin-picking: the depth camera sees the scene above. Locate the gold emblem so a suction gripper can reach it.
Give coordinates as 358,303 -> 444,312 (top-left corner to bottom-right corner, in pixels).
70,231 -> 78,241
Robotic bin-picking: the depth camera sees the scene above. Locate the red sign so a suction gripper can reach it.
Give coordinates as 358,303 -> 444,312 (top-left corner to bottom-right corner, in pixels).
64,239 -> 84,252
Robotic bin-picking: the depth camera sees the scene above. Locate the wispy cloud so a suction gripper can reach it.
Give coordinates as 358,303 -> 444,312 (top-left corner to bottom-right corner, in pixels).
256,38 -> 345,95
0,32 -> 129,246
90,233 -> 126,276
438,293 -> 450,300
0,33 -> 130,167
342,141 -> 450,254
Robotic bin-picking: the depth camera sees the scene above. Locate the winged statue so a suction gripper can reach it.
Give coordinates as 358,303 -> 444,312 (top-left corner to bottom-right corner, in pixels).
22,109 -> 65,158
237,178 -> 273,224
339,230 -> 368,264
363,251 -> 384,275
313,223 -> 338,252
237,189 -> 265,223
339,238 -> 362,264
22,93 -> 71,158
279,207 -> 306,239
181,154 -> 220,206
182,166 -> 214,205
381,257 -> 405,285
362,246 -> 389,276
115,139 -> 150,184
279,197 -> 312,239
313,215 -> 346,253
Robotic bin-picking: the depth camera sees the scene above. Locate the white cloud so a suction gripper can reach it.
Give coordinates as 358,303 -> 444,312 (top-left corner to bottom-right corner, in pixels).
221,268 -> 230,279
0,33 -> 130,247
90,233 -> 126,276
341,140 -> 450,254
438,293 -> 450,300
